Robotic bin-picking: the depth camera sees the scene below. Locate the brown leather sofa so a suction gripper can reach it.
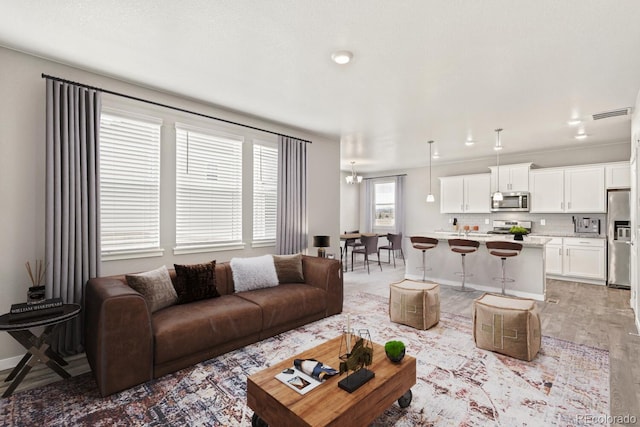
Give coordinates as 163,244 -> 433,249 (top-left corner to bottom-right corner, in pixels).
84,256 -> 343,396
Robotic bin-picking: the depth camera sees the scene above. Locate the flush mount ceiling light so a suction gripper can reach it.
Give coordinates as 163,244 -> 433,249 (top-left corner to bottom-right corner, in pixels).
493,128 -> 504,202
345,161 -> 363,184
426,140 -> 435,203
331,50 -> 353,65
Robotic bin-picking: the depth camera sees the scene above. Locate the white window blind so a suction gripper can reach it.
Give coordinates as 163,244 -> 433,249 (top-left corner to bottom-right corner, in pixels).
253,142 -> 278,243
176,126 -> 243,248
99,112 -> 161,255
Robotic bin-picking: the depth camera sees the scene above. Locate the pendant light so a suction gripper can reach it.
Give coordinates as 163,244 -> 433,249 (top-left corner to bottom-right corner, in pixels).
345,161 -> 363,184
492,128 -> 504,202
426,140 -> 435,203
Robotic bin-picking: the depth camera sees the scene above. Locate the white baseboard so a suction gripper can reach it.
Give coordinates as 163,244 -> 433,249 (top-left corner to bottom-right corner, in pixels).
0,355 -> 24,371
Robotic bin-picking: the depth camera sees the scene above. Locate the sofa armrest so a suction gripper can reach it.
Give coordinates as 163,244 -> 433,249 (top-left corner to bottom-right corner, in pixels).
84,276 -> 154,396
301,256 -> 343,316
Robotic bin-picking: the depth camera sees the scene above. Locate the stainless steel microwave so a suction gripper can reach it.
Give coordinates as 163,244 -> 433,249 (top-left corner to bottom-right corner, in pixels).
491,192 -> 530,212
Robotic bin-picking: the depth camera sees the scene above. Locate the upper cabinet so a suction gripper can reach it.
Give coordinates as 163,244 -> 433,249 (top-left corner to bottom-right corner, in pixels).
489,162 -> 532,193
530,165 -> 605,213
529,168 -> 564,212
605,161 -> 631,189
564,166 -> 606,212
440,173 -> 491,213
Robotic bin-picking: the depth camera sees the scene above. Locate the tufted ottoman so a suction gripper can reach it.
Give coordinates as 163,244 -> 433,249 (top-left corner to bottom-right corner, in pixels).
472,293 -> 541,361
389,279 -> 440,330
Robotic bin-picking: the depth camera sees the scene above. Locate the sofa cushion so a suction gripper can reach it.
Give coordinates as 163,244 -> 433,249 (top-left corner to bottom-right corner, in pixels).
230,255 -> 279,292
237,284 -> 327,330
152,295 -> 263,365
173,261 -> 220,304
273,254 -> 305,283
125,265 -> 178,313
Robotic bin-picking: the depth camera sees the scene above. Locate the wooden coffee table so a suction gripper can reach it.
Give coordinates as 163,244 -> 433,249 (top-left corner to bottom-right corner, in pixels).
247,335 -> 416,426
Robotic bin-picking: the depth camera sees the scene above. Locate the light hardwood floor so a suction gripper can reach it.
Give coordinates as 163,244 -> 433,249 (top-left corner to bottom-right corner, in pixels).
2,262 -> 639,425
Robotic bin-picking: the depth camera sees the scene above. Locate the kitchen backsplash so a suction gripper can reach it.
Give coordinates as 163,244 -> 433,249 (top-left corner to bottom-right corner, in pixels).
436,212 -> 607,236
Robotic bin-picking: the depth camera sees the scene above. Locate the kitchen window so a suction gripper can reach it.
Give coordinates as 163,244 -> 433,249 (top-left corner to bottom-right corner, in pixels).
373,181 -> 396,229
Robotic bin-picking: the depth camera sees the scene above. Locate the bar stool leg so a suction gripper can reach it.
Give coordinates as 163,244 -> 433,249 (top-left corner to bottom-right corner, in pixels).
421,250 -> 426,281
501,258 -> 507,295
455,254 -> 474,292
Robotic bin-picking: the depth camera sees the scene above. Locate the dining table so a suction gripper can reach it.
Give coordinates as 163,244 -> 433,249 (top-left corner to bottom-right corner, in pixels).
339,232 -> 387,272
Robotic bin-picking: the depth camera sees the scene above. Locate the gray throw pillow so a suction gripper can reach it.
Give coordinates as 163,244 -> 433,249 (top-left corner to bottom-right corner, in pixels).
126,265 -> 178,313
273,254 -> 305,283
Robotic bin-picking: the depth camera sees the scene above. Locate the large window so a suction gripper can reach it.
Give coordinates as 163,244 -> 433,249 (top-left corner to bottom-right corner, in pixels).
99,111 -> 162,257
175,125 -> 243,250
252,142 -> 278,244
374,181 -> 396,228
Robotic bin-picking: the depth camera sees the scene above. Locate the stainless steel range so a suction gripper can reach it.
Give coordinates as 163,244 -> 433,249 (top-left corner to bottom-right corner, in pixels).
487,220 -> 532,234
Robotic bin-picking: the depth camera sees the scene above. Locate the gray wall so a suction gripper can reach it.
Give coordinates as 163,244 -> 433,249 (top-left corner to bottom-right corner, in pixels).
0,46 -> 341,364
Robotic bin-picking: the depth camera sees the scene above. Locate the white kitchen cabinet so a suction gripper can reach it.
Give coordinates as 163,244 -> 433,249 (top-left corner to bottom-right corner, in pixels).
530,169 -> 564,212
544,237 -> 563,275
530,166 -> 605,213
563,237 -> 606,281
605,161 -> 631,189
489,162 -> 532,193
440,174 -> 490,213
564,166 -> 606,213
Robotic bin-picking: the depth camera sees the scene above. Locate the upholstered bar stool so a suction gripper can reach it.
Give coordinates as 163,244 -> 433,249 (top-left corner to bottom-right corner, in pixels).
448,238 -> 480,292
485,241 -> 523,295
409,236 -> 438,281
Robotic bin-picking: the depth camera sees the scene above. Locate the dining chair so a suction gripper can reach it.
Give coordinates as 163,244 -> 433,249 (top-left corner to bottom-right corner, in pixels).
378,232 -> 405,268
351,234 -> 382,274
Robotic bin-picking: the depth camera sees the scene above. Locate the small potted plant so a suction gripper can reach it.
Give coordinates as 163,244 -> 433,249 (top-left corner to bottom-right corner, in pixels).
509,226 -> 528,241
384,340 -> 406,363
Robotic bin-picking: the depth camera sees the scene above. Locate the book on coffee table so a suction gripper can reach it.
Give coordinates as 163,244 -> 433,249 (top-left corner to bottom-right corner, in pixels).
275,367 -> 321,395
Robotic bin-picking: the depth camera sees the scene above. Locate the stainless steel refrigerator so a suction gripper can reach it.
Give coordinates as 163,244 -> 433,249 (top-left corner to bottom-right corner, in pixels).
607,189 -> 631,288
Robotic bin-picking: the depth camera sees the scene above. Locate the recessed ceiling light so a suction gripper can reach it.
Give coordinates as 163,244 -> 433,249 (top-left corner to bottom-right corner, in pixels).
432,152 -> 440,159
331,50 -> 353,65
493,145 -> 503,151
575,133 -> 588,140
567,118 -> 582,126
465,139 -> 475,146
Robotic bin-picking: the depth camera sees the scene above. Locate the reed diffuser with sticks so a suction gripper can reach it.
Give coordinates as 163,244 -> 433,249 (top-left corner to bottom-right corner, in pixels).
26,259 -> 47,304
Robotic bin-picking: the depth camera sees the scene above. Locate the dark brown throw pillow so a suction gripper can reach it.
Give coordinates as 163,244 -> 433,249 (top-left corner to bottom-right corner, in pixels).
273,254 -> 305,283
173,260 -> 220,304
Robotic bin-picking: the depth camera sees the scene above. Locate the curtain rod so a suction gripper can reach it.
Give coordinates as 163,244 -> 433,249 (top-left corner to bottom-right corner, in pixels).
41,73 -> 312,144
363,174 -> 407,180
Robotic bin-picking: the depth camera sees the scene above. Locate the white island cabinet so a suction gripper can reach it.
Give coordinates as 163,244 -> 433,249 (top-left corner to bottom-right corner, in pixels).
404,233 -> 550,301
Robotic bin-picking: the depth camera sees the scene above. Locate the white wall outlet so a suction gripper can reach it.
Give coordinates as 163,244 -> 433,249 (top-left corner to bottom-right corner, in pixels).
540,219 -> 546,226
448,218 -> 453,224
484,218 -> 490,225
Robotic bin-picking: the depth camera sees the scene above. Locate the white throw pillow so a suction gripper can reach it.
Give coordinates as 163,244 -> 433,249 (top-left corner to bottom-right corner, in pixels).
230,254 -> 279,292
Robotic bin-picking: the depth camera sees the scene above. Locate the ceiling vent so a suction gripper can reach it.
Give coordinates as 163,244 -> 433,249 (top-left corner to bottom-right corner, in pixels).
590,107 -> 632,121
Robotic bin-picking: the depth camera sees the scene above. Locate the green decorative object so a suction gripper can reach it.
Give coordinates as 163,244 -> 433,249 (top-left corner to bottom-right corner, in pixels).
509,226 -> 528,241
384,340 -> 406,363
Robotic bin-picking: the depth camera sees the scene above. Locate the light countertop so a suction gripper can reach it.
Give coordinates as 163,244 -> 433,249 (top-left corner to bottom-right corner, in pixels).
414,232 -> 552,247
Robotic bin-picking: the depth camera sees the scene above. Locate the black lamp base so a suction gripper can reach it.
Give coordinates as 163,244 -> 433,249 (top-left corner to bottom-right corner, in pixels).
338,368 -> 375,393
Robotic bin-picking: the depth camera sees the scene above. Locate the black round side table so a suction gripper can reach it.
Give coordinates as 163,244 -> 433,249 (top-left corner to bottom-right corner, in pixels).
0,304 -> 81,398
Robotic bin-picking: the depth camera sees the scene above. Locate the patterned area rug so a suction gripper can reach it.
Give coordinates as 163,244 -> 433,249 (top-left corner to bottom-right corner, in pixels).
0,293 -> 609,426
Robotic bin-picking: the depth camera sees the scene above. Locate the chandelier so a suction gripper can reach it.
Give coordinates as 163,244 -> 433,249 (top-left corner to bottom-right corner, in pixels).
345,161 -> 363,184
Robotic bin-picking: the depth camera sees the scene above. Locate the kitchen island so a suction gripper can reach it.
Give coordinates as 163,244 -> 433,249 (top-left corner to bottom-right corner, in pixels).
404,233 -> 552,301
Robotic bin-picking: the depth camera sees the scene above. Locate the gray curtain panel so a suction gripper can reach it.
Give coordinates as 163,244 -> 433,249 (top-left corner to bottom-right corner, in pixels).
276,136 -> 308,254
395,175 -> 406,235
45,79 -> 101,355
363,179 -> 373,232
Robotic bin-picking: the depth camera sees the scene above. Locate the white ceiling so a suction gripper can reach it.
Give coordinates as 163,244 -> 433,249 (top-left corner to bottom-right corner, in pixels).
2,1 -> 640,173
